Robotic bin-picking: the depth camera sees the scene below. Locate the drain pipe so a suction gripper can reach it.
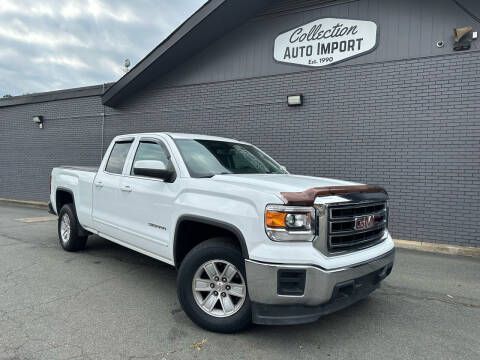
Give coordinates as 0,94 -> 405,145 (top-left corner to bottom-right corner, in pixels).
101,83 -> 105,163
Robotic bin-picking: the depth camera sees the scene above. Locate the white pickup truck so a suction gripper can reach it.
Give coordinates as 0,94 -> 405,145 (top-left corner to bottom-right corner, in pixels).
50,132 -> 394,333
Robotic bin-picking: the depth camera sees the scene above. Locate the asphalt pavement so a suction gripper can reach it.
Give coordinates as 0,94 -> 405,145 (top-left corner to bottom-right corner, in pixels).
0,203 -> 479,360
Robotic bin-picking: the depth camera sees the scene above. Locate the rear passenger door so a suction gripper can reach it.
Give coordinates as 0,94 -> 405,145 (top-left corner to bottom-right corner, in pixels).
92,139 -> 134,238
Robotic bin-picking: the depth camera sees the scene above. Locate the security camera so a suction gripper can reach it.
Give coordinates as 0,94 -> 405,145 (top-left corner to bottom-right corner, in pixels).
32,115 -> 44,128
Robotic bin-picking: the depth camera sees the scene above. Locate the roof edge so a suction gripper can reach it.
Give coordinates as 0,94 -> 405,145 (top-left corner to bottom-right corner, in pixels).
102,0 -> 226,107
0,83 -> 113,109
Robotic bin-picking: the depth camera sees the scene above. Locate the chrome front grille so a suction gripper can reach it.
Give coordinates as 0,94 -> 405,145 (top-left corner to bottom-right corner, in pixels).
327,201 -> 388,251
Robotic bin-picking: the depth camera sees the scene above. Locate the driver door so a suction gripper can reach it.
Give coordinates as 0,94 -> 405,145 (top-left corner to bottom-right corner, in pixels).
116,137 -> 178,259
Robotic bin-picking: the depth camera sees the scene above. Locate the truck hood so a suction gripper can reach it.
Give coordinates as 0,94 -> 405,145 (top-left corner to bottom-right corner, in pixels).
211,174 -> 360,201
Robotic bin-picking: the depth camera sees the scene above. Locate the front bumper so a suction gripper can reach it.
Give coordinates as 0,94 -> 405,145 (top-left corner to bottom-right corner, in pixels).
245,248 -> 395,325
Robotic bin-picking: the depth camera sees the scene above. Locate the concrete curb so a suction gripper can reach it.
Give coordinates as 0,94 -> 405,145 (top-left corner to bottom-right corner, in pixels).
0,198 -> 48,208
394,239 -> 480,258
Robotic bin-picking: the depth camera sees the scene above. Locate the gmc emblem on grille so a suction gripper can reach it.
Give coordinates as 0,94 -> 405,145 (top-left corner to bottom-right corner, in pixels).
354,215 -> 376,231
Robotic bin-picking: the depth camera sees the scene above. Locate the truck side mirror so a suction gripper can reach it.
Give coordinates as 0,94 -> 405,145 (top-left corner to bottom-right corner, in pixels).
133,160 -> 176,182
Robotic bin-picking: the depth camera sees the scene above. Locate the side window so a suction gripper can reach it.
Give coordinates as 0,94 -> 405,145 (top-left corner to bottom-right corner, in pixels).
105,141 -> 133,174
131,141 -> 170,175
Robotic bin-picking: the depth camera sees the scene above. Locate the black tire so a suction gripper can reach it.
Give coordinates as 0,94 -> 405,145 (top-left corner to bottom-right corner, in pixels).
57,204 -> 88,252
177,238 -> 251,333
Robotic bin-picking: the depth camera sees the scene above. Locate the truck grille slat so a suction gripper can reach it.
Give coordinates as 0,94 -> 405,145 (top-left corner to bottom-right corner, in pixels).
328,201 -> 387,251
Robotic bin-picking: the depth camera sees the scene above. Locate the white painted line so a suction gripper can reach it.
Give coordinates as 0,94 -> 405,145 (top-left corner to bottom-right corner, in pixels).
15,216 -> 58,223
0,198 -> 48,208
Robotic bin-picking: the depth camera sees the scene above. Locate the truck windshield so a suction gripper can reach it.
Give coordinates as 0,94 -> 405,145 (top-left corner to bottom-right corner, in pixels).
174,139 -> 287,178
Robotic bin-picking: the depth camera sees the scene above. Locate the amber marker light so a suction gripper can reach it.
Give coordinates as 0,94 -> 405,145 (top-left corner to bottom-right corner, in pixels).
265,211 -> 286,228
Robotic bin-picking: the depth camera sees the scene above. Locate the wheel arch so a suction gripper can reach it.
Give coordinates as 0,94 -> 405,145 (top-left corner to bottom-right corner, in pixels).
173,215 -> 249,268
55,187 -> 89,237
55,187 -> 76,214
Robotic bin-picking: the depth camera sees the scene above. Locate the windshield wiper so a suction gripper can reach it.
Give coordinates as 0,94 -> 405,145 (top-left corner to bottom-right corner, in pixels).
197,174 -> 215,178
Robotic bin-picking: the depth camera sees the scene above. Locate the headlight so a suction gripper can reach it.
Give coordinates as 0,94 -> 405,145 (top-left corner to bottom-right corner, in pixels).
265,205 -> 316,241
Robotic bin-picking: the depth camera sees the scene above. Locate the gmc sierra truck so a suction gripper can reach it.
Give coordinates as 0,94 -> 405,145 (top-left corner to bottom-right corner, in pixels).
49,132 -> 394,333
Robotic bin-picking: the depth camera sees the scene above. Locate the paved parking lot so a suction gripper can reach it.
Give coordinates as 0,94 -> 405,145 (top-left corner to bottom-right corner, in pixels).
0,203 -> 479,360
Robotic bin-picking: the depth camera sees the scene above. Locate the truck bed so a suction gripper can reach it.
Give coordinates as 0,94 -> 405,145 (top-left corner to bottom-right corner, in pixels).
51,166 -> 98,229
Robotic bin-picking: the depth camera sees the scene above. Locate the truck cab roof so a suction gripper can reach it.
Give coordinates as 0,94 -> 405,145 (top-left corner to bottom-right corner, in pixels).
114,132 -> 244,144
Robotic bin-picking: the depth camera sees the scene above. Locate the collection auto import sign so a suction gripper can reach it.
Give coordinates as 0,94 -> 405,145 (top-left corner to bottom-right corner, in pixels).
274,18 -> 378,67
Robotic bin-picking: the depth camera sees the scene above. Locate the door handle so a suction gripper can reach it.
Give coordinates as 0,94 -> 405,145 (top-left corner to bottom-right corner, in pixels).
95,181 -> 103,188
120,185 -> 132,192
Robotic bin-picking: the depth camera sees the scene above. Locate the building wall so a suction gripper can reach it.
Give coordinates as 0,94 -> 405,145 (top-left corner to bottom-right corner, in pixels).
0,96 -> 104,201
0,0 -> 479,247
160,0 -> 480,87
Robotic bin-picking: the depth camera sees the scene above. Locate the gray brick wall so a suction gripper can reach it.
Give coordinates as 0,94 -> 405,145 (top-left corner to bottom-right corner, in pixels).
1,51 -> 479,247
0,96 -> 104,201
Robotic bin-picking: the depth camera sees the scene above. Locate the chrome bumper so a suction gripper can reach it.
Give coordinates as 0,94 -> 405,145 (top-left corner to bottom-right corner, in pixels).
245,249 -> 395,306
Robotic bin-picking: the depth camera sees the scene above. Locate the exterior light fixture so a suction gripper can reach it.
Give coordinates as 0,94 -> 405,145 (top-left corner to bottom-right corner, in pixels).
33,115 -> 44,129
287,94 -> 303,107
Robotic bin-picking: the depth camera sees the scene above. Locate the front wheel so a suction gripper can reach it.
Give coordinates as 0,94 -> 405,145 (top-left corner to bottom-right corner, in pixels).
177,238 -> 251,333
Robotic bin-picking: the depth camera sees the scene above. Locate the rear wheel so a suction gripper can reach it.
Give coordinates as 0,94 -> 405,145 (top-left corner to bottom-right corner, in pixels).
177,238 -> 251,333
57,204 -> 87,252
